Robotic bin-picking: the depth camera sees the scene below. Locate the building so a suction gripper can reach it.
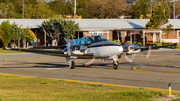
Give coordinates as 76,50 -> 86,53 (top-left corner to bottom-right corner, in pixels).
0,19 -> 180,47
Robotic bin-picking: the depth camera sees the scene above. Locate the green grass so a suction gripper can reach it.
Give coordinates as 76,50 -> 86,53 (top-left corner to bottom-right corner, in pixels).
0,75 -> 179,101
0,48 -> 24,53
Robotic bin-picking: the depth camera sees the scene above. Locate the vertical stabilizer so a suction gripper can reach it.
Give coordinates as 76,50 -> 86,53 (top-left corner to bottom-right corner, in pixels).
54,22 -> 69,45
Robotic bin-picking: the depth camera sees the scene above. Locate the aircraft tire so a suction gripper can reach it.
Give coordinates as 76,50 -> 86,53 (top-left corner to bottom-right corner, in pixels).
70,61 -> 75,69
113,61 -> 119,70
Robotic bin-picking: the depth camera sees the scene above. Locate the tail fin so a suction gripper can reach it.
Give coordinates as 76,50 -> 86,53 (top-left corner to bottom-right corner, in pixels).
54,22 -> 69,45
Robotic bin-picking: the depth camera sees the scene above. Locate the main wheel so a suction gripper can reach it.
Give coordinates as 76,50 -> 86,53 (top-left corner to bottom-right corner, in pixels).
113,61 -> 119,70
70,61 -> 75,69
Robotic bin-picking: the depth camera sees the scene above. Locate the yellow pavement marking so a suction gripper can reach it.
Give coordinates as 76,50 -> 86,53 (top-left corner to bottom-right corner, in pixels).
90,66 -> 131,70
0,72 -> 180,93
132,66 -> 180,74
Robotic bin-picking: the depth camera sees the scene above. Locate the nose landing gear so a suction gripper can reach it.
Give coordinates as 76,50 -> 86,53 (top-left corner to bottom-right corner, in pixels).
113,55 -> 121,70
113,61 -> 119,70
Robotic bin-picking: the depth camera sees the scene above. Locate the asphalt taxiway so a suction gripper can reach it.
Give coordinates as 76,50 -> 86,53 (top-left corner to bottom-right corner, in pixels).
0,50 -> 180,92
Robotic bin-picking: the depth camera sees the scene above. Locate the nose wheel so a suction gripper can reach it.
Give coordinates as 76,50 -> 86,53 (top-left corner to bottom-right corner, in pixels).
113,55 -> 121,70
69,61 -> 75,69
113,61 -> 119,70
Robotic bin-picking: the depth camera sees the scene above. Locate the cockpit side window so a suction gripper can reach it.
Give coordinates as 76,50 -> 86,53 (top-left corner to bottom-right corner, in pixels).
86,36 -> 93,45
93,34 -> 109,42
94,36 -> 101,42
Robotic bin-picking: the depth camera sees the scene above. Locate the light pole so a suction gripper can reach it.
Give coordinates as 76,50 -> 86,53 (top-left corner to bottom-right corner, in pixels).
174,0 -> 175,39
23,0 -> 24,19
74,0 -> 76,19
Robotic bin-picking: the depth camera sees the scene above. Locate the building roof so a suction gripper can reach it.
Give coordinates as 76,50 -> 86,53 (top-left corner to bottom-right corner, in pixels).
0,19 -> 179,31
74,19 -> 180,31
0,19 -> 45,29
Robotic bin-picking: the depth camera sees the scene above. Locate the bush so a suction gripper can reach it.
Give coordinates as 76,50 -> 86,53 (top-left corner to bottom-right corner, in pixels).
154,42 -> 162,46
137,42 -> 142,46
114,40 -> 122,44
146,42 -> 153,46
126,41 -> 132,44
109,39 -> 113,41
175,44 -> 180,49
161,42 -> 166,45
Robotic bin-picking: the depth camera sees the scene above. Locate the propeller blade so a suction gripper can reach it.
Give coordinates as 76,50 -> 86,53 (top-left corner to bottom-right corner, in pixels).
67,43 -> 71,56
123,52 -> 133,63
146,46 -> 151,59
85,58 -> 95,66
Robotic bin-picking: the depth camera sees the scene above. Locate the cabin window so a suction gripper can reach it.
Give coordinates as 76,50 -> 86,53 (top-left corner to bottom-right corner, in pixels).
77,39 -> 81,45
73,40 -> 77,45
80,37 -> 86,45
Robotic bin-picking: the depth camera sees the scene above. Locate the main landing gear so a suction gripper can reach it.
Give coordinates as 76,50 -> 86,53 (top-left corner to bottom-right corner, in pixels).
66,57 -> 76,69
69,61 -> 75,69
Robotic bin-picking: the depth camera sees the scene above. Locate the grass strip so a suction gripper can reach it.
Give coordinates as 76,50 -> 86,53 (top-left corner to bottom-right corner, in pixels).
0,48 -> 24,53
0,75 -> 179,101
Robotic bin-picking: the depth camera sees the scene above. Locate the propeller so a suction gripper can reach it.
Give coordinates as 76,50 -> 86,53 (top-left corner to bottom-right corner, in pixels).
84,35 -> 96,66
67,43 -> 71,56
146,46 -> 151,59
84,58 -> 96,66
123,52 -> 134,63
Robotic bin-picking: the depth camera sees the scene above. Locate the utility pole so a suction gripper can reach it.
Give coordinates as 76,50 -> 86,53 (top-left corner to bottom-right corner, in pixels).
174,0 -> 175,39
74,0 -> 76,19
23,0 -> 24,19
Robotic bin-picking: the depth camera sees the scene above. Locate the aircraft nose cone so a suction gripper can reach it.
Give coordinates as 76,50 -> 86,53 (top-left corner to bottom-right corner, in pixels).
118,46 -> 123,53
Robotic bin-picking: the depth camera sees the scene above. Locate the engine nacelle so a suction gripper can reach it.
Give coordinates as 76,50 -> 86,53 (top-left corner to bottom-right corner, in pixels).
122,43 -> 141,54
63,45 -> 88,53
79,46 -> 87,52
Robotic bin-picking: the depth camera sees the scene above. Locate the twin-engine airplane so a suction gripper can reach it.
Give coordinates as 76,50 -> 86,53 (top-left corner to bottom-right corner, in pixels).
10,22 -> 177,69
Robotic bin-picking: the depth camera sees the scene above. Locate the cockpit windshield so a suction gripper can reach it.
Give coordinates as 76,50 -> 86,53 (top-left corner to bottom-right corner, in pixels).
86,34 -> 109,44
73,34 -> 109,45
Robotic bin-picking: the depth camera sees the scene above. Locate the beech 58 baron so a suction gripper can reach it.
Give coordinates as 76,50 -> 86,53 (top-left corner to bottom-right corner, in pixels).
10,22 -> 177,70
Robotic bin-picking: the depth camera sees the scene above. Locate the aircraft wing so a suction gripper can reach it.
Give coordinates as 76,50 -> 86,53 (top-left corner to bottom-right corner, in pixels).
30,45 -> 66,50
141,43 -> 177,51
10,48 -> 94,58
11,48 -> 65,56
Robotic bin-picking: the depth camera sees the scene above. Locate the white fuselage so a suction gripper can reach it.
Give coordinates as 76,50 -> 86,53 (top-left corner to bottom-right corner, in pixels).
88,46 -> 123,58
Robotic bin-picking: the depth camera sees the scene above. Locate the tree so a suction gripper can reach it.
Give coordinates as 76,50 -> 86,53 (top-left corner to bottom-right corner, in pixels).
175,0 -> 180,18
162,24 -> 174,38
25,2 -> 54,19
76,0 -> 87,18
131,0 -> 150,18
86,0 -> 129,18
151,0 -> 173,19
1,20 -> 11,47
0,25 -> 4,39
26,30 -> 35,41
48,0 -> 64,16
42,16 -> 80,42
21,27 -> 30,48
48,0 -> 73,18
145,2 -> 168,29
10,22 -> 22,48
